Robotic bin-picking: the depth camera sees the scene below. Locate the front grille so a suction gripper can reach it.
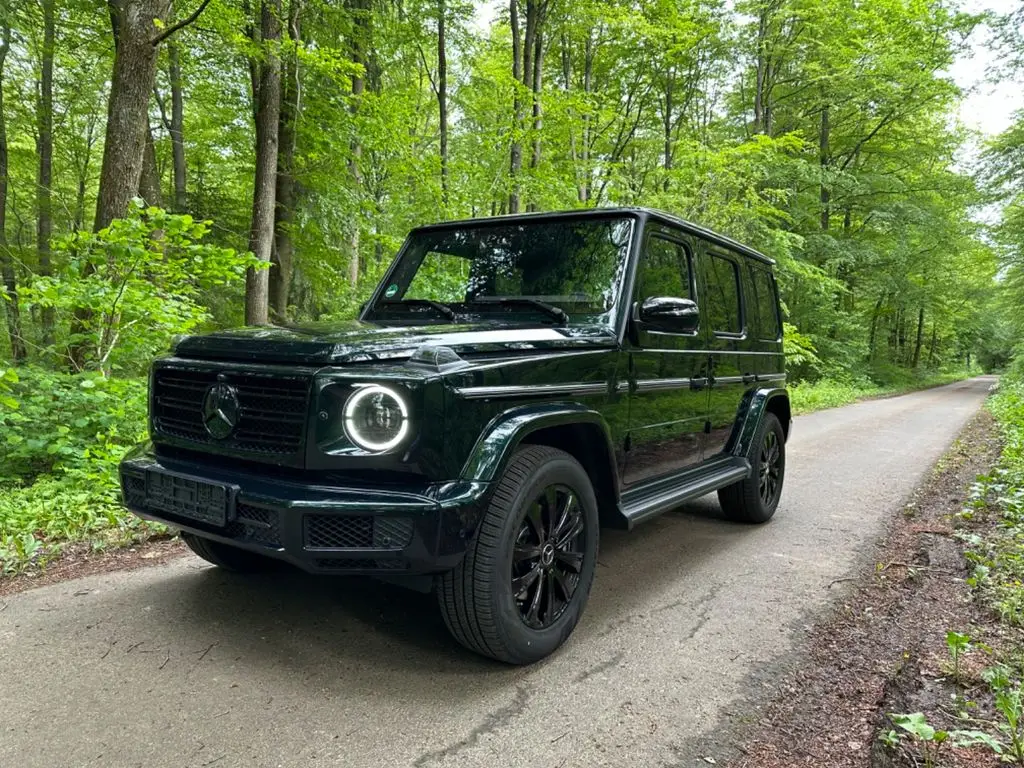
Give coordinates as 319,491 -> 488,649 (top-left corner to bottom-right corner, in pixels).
151,366 -> 310,465
304,515 -> 414,549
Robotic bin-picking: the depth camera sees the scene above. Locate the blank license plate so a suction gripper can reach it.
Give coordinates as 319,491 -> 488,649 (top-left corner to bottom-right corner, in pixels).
145,470 -> 231,527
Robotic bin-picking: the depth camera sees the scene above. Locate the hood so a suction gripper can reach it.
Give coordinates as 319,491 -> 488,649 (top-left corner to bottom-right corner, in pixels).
171,319 -> 617,365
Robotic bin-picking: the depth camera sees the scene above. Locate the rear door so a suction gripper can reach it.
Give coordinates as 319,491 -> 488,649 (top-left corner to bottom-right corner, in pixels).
697,247 -> 750,457
623,229 -> 707,487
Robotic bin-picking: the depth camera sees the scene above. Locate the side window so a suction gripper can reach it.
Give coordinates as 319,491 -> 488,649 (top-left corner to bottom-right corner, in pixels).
405,251 -> 471,303
636,236 -> 690,301
702,253 -> 742,335
751,267 -> 781,340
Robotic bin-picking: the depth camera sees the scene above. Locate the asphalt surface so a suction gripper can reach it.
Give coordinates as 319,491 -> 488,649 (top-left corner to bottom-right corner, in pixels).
0,377 -> 996,768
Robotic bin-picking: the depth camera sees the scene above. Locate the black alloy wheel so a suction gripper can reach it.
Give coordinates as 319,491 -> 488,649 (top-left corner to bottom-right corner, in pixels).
437,445 -> 599,664
511,484 -> 586,630
718,411 -> 786,524
758,428 -> 782,507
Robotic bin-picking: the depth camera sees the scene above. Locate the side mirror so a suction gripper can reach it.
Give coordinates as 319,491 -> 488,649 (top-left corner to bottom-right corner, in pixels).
635,296 -> 700,333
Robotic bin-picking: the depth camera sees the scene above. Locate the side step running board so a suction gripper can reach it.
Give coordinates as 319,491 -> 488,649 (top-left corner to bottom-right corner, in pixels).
620,457 -> 751,529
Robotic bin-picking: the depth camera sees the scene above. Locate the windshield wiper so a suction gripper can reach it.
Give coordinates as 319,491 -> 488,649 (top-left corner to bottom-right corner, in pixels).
467,296 -> 569,325
384,298 -> 457,322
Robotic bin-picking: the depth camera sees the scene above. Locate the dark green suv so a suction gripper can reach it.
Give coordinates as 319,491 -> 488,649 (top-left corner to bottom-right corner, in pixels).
120,207 -> 790,664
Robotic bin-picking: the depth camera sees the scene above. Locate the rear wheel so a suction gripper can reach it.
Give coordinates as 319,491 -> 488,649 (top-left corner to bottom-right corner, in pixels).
438,445 -> 599,665
718,412 -> 785,524
181,532 -> 280,573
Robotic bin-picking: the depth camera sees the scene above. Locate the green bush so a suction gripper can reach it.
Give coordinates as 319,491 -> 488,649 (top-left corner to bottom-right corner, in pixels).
0,368 -> 153,574
0,367 -> 147,483
965,369 -> 1024,623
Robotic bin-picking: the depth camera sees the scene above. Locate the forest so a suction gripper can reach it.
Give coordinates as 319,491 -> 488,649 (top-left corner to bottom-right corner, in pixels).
0,0 -> 1023,572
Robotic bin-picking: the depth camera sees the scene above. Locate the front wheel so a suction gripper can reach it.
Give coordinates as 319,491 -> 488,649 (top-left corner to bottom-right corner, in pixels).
438,445 -> 599,665
718,412 -> 786,524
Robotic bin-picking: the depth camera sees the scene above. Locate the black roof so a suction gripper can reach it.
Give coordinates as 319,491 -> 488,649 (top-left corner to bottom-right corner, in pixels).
412,207 -> 775,266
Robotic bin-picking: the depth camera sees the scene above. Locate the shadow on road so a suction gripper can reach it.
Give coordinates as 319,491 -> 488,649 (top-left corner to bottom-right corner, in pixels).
126,493 -> 762,691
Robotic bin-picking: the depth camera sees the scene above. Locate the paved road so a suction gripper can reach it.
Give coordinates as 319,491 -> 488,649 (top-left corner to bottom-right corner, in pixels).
0,377 -> 995,768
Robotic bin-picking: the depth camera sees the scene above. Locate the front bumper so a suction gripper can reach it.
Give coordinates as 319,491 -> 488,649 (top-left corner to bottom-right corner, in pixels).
119,443 -> 490,575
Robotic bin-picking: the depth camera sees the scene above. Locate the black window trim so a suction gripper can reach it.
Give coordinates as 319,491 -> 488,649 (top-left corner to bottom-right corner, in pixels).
704,249 -> 746,339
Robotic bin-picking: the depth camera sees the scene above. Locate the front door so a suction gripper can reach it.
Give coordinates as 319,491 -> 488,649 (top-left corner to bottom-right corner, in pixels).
697,247 -> 749,457
623,231 -> 708,487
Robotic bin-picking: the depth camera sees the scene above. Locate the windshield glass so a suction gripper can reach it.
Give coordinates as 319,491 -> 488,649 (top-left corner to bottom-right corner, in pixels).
365,216 -> 634,326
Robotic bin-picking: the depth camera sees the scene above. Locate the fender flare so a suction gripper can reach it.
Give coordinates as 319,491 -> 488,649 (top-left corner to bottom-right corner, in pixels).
728,387 -> 791,459
459,401 -> 619,493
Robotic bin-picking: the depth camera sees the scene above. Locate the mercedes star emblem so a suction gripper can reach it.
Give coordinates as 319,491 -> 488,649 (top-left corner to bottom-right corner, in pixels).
201,381 -> 240,439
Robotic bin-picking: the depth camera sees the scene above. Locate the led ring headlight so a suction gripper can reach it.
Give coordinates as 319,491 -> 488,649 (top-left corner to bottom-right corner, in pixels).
343,384 -> 410,452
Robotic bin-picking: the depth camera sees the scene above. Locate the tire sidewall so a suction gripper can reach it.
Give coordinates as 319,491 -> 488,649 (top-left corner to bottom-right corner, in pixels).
752,413 -> 786,520
489,452 -> 599,662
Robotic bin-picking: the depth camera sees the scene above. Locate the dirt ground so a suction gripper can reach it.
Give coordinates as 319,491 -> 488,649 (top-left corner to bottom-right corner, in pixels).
0,535 -> 186,598
731,408 -> 1021,768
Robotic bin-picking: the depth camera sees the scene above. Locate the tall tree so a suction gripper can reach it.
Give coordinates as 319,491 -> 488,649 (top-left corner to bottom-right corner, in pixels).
244,0 -> 282,325
271,0 -> 301,321
345,0 -> 371,287
437,0 -> 448,208
37,0 -> 55,344
95,0 -> 212,230
0,19 -> 25,362
155,40 -> 187,212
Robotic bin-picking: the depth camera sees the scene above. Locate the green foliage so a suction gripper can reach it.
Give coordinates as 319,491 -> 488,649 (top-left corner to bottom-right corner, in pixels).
886,712 -> 949,768
788,372 -> 969,415
0,368 -> 153,574
947,630 -> 973,685
0,367 -> 146,482
964,371 -> 1024,624
19,201 -> 259,374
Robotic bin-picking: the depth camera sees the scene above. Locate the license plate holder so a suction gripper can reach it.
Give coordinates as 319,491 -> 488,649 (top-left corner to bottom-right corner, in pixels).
144,469 -> 235,527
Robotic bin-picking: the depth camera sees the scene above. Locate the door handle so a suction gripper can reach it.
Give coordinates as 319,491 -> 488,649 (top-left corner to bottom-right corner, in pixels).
690,377 -> 708,391
742,373 -> 757,384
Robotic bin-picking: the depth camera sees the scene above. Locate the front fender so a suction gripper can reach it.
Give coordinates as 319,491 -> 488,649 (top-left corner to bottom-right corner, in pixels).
728,387 -> 791,458
459,402 -> 616,485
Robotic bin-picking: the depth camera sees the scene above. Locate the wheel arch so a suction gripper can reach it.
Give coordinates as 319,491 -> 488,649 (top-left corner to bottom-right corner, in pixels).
459,403 -> 625,529
728,387 -> 792,458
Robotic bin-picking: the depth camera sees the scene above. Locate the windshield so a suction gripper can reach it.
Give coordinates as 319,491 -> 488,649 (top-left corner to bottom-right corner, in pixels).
365,216 -> 634,326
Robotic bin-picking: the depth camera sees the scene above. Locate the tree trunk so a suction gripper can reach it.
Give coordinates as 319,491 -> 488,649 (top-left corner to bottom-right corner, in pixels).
138,124 -> 163,206
580,32 -> 592,203
346,0 -> 370,287
94,0 -> 168,231
663,76 -> 673,192
927,323 -> 938,367
819,104 -> 830,231
754,3 -> 770,135
912,305 -> 925,369
271,0 -> 301,322
528,19 -> 543,174
437,0 -> 448,208
245,0 -> 282,326
508,0 -> 522,213
167,40 -> 186,212
868,291 -> 885,360
37,0 -> 55,345
0,22 -> 25,362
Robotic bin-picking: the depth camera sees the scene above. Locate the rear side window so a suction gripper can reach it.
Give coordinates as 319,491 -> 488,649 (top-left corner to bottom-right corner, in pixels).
703,254 -> 742,335
751,267 -> 781,340
636,236 -> 691,301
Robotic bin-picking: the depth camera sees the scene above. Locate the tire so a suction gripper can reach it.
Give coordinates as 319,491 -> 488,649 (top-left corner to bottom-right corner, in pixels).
438,445 -> 600,665
718,412 -> 786,524
181,532 -> 280,573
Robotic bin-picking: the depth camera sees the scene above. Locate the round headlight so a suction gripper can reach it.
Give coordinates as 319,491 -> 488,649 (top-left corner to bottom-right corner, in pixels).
343,384 -> 410,452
